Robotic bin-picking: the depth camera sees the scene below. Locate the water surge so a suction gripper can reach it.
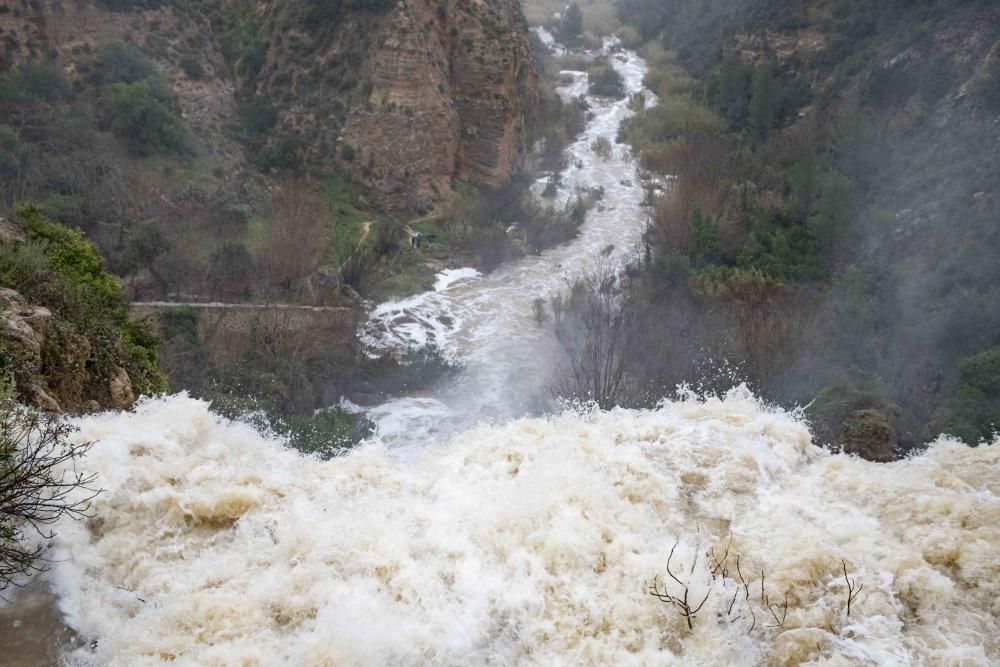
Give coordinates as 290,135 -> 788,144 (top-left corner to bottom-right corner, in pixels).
41,391 -> 1000,665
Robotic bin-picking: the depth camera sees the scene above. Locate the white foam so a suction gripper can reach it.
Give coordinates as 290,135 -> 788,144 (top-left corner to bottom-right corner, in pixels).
433,268 -> 481,293
46,390 -> 999,665
359,39 -> 657,448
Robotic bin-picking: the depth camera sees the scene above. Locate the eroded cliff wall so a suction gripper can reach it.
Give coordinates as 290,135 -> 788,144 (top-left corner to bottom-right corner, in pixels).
250,0 -> 540,209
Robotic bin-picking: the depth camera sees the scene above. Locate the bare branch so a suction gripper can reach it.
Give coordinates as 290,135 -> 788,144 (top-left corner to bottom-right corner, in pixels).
841,560 -> 863,617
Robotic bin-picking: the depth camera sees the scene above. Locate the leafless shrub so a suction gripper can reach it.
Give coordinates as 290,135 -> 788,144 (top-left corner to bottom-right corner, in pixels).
550,262 -> 643,409
259,179 -> 331,297
841,560 -> 864,617
0,399 -> 99,591
649,538 -> 799,635
648,542 -> 712,630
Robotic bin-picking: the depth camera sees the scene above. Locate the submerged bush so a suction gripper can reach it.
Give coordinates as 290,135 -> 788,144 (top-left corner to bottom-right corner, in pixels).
588,60 -> 626,99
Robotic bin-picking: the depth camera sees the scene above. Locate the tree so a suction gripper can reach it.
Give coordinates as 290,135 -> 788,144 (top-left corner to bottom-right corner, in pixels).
117,219 -> 173,297
208,243 -> 256,300
109,80 -> 189,155
97,41 -> 157,84
551,264 -> 642,409
558,2 -> 584,47
259,180 -> 330,296
0,388 -> 99,590
588,61 -> 626,99
749,65 -> 779,140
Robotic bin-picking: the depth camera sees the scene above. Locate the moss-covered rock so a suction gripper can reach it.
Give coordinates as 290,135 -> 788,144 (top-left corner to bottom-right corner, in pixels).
842,408 -> 896,462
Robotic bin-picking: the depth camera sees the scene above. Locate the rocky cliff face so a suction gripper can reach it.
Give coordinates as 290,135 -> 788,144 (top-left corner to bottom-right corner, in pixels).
1,0 -> 539,211
252,0 -> 539,209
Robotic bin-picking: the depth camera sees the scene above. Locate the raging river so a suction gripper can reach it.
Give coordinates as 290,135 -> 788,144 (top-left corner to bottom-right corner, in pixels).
0,33 -> 997,667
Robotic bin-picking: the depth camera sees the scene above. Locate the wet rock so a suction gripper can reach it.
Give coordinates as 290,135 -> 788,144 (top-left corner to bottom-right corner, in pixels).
842,409 -> 897,462
108,367 -> 135,409
0,216 -> 25,242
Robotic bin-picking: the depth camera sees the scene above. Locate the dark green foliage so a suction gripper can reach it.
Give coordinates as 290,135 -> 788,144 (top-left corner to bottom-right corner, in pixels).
557,2 -> 584,46
283,409 -> 362,458
0,62 -> 72,102
220,5 -> 269,78
588,60 -> 626,99
0,204 -> 166,402
109,80 -> 189,155
938,348 -> 1000,444
748,65 -> 778,139
689,209 -> 721,267
179,55 -> 206,80
616,0 -> 670,41
239,98 -> 277,137
253,135 -> 299,172
531,91 -> 588,171
736,214 -> 823,281
806,171 -> 857,255
114,219 -> 174,296
705,56 -> 752,130
97,41 -> 157,84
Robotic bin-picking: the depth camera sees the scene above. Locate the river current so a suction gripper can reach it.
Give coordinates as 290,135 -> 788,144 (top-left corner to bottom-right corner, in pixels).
359,34 -> 656,454
0,34 -> 997,667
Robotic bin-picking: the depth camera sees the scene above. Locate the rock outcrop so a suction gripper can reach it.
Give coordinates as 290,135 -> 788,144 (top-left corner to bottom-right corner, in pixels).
254,0 -> 539,209
0,287 -> 139,413
1,0 -> 539,211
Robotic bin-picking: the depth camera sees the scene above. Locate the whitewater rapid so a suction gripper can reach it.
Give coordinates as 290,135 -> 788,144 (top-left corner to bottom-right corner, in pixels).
360,35 -> 656,452
3,32 -> 998,667
31,391 -> 1000,665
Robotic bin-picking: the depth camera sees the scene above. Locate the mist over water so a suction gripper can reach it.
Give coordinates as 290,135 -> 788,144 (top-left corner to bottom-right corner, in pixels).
1,34 -> 997,667
361,35 -> 655,453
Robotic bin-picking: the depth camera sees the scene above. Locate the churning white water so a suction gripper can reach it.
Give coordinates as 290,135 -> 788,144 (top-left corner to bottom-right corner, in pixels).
2,33 -> 998,667
37,391 -> 1000,665
361,35 -> 656,452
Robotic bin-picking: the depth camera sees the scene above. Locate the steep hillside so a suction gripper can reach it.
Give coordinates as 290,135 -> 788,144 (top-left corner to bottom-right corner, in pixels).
249,0 -> 539,209
592,0 -> 1000,455
0,0 -> 538,212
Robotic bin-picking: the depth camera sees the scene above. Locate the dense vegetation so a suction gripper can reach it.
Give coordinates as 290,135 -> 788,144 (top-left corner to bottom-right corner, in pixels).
0,205 -> 165,409
0,0 -> 591,455
548,0 -> 1000,454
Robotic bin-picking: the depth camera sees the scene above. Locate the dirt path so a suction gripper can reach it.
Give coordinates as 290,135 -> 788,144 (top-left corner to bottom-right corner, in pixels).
130,301 -> 350,312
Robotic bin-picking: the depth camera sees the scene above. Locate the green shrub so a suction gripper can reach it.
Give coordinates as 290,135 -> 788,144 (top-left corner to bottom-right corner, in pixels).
557,2 -> 584,46
591,136 -> 613,159
253,135 -> 299,172
588,60 -> 626,99
109,80 -> 190,155
0,62 -> 72,102
97,41 -> 157,84
0,204 -> 166,401
239,98 -> 277,137
179,55 -> 205,80
0,124 -> 17,150
938,347 -> 1000,444
737,211 -> 823,281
